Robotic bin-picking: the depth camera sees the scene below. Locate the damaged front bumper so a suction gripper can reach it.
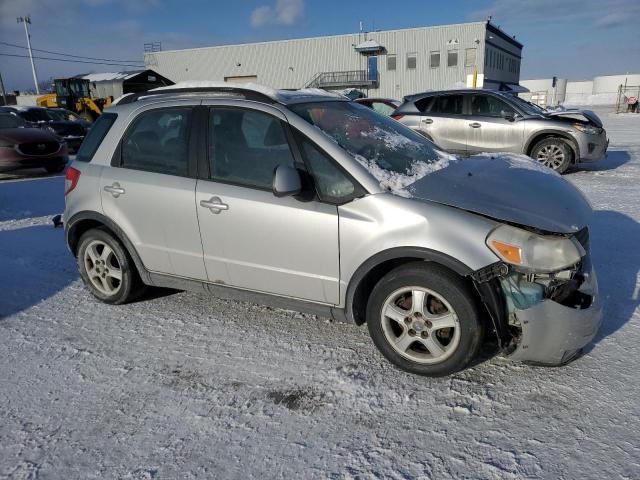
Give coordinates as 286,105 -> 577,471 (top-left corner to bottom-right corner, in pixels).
505,266 -> 602,365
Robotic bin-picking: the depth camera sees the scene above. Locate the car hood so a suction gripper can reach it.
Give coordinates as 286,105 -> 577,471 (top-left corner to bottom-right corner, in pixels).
0,127 -> 61,143
407,154 -> 593,234
546,109 -> 603,128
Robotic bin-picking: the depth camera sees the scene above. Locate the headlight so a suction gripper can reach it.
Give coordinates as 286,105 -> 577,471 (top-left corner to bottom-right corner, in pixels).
572,123 -> 600,135
487,224 -> 584,273
0,139 -> 15,148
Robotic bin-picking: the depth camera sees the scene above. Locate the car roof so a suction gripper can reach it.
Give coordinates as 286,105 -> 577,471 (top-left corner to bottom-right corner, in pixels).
111,82 -> 349,112
404,89 -> 509,102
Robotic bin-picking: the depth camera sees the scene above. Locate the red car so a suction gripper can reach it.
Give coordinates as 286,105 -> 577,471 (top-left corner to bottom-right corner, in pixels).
0,112 -> 68,173
354,98 -> 401,116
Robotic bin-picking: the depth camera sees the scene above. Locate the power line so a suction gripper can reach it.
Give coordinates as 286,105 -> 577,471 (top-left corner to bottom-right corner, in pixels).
0,52 -> 146,67
0,41 -> 145,64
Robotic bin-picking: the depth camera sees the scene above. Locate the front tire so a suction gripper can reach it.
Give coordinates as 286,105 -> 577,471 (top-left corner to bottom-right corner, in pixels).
530,137 -> 573,173
77,228 -> 145,304
366,263 -> 483,377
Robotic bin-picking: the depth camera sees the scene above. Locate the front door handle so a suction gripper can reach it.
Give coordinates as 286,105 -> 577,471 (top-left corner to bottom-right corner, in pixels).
104,183 -> 125,197
200,196 -> 229,214
421,118 -> 433,124
469,122 -> 482,128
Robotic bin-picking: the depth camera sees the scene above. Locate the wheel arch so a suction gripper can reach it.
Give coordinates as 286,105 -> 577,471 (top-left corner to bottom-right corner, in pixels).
345,247 -> 473,326
65,211 -> 151,284
525,130 -> 580,162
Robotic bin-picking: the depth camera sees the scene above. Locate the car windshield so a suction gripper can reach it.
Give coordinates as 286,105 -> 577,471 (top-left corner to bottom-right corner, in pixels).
290,101 -> 441,175
46,109 -> 79,122
19,109 -> 51,123
507,95 -> 545,116
0,113 -> 26,129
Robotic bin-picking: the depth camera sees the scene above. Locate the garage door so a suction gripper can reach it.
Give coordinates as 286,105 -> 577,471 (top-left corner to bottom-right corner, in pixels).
224,75 -> 258,84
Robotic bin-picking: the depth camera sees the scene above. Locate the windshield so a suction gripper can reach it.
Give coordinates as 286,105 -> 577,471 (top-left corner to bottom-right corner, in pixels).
46,109 -> 79,122
290,101 -> 442,175
19,109 -> 51,123
0,113 -> 26,129
508,95 -> 545,116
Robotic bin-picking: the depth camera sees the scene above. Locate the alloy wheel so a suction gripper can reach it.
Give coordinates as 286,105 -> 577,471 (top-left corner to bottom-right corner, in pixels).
83,240 -> 123,296
380,286 -> 460,364
535,144 -> 565,169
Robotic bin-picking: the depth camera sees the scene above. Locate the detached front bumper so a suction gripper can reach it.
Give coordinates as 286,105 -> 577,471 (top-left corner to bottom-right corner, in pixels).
506,267 -> 603,365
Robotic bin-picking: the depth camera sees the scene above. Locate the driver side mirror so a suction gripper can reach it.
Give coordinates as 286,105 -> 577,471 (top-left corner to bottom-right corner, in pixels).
501,110 -> 517,122
272,164 -> 302,198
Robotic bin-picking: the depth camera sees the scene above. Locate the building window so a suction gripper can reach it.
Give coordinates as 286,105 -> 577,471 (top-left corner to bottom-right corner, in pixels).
430,51 -> 440,68
465,48 -> 477,67
407,52 -> 417,69
447,50 -> 458,67
387,54 -> 396,71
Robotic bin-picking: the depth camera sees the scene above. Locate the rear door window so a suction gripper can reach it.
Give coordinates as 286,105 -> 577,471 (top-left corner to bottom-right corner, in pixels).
120,108 -> 191,175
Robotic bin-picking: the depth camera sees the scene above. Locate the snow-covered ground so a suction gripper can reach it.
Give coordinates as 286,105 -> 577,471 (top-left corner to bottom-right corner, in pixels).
1,110 -> 639,479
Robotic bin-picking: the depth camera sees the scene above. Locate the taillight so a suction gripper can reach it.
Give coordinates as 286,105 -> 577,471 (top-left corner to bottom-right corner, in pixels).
391,114 -> 404,121
65,166 -> 81,195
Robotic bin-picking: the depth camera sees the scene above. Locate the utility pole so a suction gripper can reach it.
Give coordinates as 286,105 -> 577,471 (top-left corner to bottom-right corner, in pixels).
0,72 -> 7,106
17,15 -> 39,94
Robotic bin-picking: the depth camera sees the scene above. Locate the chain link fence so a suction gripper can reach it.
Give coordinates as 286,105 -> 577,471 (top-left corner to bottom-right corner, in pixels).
615,84 -> 640,113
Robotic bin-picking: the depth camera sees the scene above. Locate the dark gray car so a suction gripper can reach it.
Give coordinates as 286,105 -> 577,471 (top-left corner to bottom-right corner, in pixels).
393,89 -> 608,173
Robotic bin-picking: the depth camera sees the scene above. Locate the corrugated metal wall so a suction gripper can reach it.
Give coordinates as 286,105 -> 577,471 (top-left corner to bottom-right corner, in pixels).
145,22 -> 521,99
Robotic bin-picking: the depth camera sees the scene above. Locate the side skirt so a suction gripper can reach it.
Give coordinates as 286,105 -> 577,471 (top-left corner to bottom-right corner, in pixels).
148,272 -> 349,323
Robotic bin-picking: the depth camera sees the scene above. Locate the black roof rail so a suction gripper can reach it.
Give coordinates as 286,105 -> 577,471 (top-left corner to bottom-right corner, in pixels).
116,86 -> 278,105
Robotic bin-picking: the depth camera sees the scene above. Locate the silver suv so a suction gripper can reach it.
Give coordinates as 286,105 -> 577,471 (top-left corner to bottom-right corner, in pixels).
64,85 -> 602,376
393,89 -> 608,173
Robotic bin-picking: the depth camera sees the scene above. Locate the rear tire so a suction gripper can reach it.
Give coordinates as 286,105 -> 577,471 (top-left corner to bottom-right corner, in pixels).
530,137 -> 573,173
366,263 -> 483,377
77,228 -> 145,304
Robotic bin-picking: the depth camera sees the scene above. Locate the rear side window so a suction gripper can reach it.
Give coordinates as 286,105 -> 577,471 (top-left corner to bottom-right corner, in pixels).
76,113 -> 117,162
371,102 -> 396,116
209,108 -> 295,189
121,108 -> 191,176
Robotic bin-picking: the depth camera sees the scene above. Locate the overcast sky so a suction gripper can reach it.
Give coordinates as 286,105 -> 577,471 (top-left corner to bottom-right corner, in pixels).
1,0 -> 639,91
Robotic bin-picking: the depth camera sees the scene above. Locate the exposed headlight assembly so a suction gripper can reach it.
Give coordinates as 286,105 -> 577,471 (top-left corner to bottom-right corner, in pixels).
487,224 -> 584,273
572,123 -> 600,135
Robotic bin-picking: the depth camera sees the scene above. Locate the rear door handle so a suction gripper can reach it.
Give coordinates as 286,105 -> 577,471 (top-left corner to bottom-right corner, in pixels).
421,118 -> 433,124
469,122 -> 482,128
104,183 -> 125,197
200,196 -> 229,214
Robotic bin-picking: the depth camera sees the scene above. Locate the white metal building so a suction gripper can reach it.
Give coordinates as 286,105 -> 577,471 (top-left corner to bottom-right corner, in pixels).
144,21 -> 523,99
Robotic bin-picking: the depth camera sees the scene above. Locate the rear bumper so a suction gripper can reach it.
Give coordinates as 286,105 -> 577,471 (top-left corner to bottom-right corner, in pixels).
506,267 -> 603,365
